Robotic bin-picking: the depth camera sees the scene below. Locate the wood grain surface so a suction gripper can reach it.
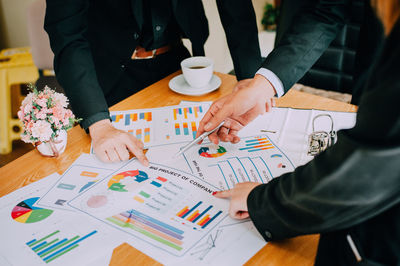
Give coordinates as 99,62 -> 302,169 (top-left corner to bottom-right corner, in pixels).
0,71 -> 357,265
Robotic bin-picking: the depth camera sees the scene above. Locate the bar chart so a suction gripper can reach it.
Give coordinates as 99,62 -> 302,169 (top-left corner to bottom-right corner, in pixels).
107,209 -> 184,251
176,201 -> 222,229
128,127 -> 151,143
69,161 -> 227,257
110,114 -> 124,123
90,103 -> 211,152
173,106 -> 204,121
104,198 -> 225,256
239,137 -> 275,152
111,111 -> 153,126
26,229 -> 97,264
170,106 -> 204,140
172,122 -> 199,139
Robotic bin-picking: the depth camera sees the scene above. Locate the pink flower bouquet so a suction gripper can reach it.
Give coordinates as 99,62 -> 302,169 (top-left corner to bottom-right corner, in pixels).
18,85 -> 80,146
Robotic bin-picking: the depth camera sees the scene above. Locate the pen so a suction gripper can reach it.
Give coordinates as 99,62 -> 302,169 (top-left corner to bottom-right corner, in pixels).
173,121 -> 225,158
346,234 -> 362,262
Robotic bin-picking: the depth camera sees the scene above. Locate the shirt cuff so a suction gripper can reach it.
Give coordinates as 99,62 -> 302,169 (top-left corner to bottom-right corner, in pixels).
256,68 -> 285,97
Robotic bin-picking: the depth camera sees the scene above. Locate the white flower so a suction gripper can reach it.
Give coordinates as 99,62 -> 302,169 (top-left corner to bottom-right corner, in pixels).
53,92 -> 69,108
31,120 -> 54,142
21,92 -> 34,107
36,98 -> 48,108
23,103 -> 33,115
36,110 -> 47,120
21,133 -> 33,144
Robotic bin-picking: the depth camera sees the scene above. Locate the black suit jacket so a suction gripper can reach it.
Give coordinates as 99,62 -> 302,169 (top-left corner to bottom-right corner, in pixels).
263,0 -> 383,104
248,19 -> 400,265
45,0 -> 261,129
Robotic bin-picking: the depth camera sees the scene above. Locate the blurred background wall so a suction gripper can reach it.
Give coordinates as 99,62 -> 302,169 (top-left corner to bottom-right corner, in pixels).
0,0 -> 33,49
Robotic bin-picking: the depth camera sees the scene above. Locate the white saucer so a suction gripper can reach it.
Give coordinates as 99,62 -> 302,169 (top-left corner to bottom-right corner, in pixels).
169,74 -> 221,96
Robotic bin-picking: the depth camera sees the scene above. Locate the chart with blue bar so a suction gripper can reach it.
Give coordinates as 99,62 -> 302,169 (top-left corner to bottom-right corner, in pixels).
166,104 -> 207,142
69,161 -> 227,257
26,229 -> 97,264
183,135 -> 296,190
176,201 -> 222,229
91,103 -> 210,154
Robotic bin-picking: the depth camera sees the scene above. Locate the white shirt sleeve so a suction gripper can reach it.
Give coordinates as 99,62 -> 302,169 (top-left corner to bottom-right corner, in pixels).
256,68 -> 285,97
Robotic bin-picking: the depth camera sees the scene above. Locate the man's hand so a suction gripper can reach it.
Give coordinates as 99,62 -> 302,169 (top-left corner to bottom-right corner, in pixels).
213,182 -> 261,219
89,119 -> 149,165
197,74 -> 276,144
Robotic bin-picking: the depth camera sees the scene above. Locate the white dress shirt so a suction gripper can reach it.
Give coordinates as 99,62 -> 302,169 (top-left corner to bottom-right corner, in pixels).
256,68 -> 285,97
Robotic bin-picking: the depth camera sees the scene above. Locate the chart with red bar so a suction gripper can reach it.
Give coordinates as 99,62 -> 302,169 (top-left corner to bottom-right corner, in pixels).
69,161 -> 227,257
176,201 -> 222,229
183,135 -> 296,190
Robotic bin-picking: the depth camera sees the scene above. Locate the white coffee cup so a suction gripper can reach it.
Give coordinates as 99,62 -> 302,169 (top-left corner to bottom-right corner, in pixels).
181,56 -> 214,89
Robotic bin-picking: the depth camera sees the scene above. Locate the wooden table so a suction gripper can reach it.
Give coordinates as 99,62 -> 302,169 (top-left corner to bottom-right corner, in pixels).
0,71 -> 357,265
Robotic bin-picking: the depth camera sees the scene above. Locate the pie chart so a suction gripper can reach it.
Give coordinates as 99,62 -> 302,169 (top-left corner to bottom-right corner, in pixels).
11,197 -> 53,223
198,146 -> 227,158
108,170 -> 149,192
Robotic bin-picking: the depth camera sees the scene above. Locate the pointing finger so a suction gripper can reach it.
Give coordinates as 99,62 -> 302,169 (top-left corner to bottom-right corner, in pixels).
197,101 -> 223,137
231,210 -> 250,220
126,136 -> 149,166
212,190 -> 232,199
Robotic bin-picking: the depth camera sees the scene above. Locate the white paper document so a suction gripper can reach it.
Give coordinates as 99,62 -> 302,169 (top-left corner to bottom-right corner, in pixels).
90,102 -> 211,154
68,160 -> 266,264
37,154 -> 126,211
69,160 -> 228,255
0,173 -> 119,266
238,107 -> 357,166
182,134 -> 295,190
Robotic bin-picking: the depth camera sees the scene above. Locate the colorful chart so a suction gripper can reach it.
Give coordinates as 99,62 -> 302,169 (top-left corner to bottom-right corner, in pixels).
26,229 -> 97,263
107,209 -> 184,251
111,111 -> 152,125
173,106 -> 204,120
239,137 -> 275,152
108,170 -> 149,192
198,146 -> 227,158
184,135 -> 296,191
176,201 -> 222,229
11,197 -> 53,224
128,128 -> 151,143
173,122 -> 199,139
133,176 -> 167,203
